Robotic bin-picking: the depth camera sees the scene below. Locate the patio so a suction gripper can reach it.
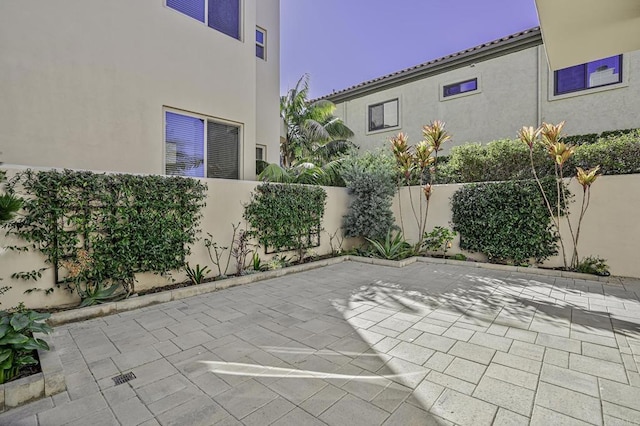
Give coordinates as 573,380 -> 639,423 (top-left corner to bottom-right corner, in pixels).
2,261 -> 640,426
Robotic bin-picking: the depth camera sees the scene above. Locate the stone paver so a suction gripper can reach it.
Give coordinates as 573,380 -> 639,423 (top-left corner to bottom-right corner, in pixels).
3,261 -> 640,425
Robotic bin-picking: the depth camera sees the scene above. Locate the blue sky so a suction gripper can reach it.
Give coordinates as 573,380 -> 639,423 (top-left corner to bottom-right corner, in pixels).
280,0 -> 540,99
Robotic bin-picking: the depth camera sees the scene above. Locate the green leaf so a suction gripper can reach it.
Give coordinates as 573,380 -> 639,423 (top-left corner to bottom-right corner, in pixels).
21,338 -> 49,351
9,314 -> 29,332
0,333 -> 29,345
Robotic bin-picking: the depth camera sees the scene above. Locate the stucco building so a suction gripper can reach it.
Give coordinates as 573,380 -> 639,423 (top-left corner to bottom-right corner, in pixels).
0,0 -> 280,180
321,28 -> 640,153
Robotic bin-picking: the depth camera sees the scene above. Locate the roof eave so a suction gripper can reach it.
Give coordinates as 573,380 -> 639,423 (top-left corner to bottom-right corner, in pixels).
323,29 -> 542,104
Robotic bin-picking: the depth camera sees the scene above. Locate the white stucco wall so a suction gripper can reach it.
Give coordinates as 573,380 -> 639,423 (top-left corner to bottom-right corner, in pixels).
0,0 -> 280,180
332,45 -> 640,154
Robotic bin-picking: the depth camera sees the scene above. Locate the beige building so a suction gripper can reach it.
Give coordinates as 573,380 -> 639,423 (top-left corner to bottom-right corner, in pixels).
322,28 -> 640,153
0,0 -> 280,180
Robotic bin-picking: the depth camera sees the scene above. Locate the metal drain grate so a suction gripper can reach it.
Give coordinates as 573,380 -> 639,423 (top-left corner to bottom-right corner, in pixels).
112,372 -> 136,386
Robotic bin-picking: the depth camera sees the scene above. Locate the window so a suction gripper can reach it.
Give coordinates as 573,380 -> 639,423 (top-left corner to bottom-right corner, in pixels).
443,78 -> 478,98
256,27 -> 266,60
554,55 -> 622,95
256,145 -> 266,161
368,99 -> 399,132
167,0 -> 241,40
165,110 -> 240,179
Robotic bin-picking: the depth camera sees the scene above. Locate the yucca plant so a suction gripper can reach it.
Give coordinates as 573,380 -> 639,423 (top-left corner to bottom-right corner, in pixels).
365,230 -> 415,261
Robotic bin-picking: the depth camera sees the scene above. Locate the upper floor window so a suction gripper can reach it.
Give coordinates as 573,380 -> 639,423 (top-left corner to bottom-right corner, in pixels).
256,144 -> 266,161
554,55 -> 622,95
368,99 -> 399,132
167,0 -> 241,40
443,78 -> 478,98
256,27 -> 266,60
165,110 -> 240,179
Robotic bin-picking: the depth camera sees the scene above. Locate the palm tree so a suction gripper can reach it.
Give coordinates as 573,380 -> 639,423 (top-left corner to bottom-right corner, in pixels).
280,75 -> 355,168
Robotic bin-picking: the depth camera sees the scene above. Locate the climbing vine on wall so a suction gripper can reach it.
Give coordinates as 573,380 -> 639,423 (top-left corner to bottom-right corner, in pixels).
244,183 -> 326,262
5,169 -> 207,296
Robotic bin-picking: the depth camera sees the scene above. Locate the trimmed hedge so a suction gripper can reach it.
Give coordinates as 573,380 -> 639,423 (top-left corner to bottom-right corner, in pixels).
451,178 -> 564,264
438,129 -> 640,183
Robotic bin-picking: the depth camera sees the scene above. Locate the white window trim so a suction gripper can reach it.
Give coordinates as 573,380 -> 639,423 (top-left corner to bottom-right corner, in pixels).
365,97 -> 401,136
256,26 -> 266,60
548,55 -> 629,102
164,0 -> 244,42
439,75 -> 482,102
163,106 -> 244,180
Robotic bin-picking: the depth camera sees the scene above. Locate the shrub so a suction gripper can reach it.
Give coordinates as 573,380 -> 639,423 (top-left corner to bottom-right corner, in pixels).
365,230 -> 414,261
438,130 -> 640,183
342,150 -> 396,240
244,183 -> 326,262
451,178 -> 563,264
576,256 -> 610,276
422,226 -> 457,257
6,170 -> 207,302
573,130 -> 640,175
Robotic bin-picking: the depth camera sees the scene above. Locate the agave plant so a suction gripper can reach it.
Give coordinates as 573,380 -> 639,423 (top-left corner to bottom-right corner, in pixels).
365,230 -> 415,261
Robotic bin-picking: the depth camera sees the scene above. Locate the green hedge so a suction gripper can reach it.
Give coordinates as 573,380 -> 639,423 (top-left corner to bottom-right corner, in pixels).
451,178 -> 564,264
244,183 -> 326,259
438,129 -> 640,183
6,169 -> 207,292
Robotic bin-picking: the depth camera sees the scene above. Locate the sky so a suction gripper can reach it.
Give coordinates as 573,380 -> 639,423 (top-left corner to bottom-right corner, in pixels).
280,0 -> 541,99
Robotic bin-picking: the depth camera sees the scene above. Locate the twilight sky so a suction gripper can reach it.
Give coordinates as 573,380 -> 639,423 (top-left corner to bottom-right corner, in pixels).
280,0 -> 540,99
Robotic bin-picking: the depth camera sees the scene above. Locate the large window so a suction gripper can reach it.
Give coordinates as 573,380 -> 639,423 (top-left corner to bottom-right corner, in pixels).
368,99 -> 399,132
554,55 -> 622,95
165,110 -> 240,179
256,27 -> 266,60
167,0 -> 241,40
443,78 -> 478,98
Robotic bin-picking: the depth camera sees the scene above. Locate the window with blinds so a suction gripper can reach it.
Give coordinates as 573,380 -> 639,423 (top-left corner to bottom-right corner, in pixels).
166,0 -> 241,40
165,110 -> 239,179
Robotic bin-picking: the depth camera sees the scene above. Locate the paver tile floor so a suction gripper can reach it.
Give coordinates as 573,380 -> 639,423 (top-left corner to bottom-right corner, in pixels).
4,261 -> 640,425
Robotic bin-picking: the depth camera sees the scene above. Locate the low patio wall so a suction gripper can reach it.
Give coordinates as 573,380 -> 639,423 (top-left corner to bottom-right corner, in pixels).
1,165 -> 638,310
394,174 -> 640,279
0,166 -> 355,309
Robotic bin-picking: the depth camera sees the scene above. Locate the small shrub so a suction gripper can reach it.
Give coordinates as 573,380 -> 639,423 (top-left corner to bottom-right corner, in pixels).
576,256 -> 610,276
342,150 -> 397,240
365,230 -> 415,261
184,263 -> 210,285
422,226 -> 457,257
244,183 -> 326,263
0,309 -> 52,384
573,130 -> 640,175
451,178 -> 563,264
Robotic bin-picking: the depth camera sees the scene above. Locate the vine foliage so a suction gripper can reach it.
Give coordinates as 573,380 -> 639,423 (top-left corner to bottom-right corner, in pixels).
6,169 -> 206,300
244,183 -> 326,262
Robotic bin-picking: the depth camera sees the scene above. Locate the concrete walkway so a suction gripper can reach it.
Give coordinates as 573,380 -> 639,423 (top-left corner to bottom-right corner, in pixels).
3,261 -> 640,425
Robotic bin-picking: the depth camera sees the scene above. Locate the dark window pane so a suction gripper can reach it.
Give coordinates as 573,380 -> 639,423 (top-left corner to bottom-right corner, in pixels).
555,64 -> 586,95
165,112 -> 204,177
208,0 -> 240,39
207,121 -> 239,179
256,29 -> 264,44
369,104 -> 384,131
167,0 -> 205,22
256,45 -> 265,59
587,55 -> 622,88
443,79 -> 477,97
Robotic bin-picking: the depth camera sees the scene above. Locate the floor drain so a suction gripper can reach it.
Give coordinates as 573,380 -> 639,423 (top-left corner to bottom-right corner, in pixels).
112,372 -> 136,386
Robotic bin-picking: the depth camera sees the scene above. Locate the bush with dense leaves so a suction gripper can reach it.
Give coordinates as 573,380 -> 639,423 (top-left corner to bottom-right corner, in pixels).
451,178 -> 565,264
244,183 -> 326,262
341,151 -> 397,240
438,130 -> 640,183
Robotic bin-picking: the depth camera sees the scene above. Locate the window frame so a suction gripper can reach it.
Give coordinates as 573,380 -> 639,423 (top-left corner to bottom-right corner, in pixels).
256,26 -> 266,60
163,107 -> 243,180
255,144 -> 266,161
165,0 -> 243,41
442,78 -> 478,98
439,76 -> 481,101
367,98 -> 400,134
553,54 -> 624,97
